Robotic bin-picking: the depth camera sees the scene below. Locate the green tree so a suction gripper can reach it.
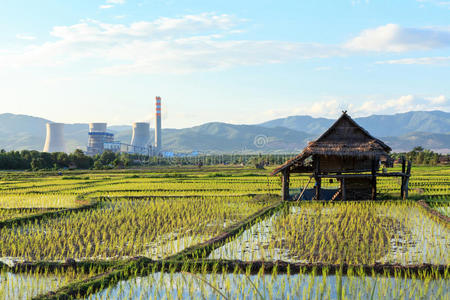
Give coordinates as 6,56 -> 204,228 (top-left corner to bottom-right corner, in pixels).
93,160 -> 103,170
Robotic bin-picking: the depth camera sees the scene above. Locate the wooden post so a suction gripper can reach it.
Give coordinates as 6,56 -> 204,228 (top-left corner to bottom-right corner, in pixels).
341,178 -> 346,201
315,176 -> 321,200
281,169 -> 290,201
404,160 -> 412,199
314,155 -> 321,200
400,156 -> 406,198
371,158 -> 377,200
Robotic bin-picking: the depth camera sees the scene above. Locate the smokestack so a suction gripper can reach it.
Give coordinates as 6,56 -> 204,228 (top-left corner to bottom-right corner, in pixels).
43,123 -> 66,153
131,122 -> 150,148
155,96 -> 162,152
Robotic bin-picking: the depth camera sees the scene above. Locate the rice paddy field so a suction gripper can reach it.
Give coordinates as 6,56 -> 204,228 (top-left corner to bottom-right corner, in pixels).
0,165 -> 448,299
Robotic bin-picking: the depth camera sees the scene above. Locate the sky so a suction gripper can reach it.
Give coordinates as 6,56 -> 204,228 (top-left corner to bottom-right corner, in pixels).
0,0 -> 449,128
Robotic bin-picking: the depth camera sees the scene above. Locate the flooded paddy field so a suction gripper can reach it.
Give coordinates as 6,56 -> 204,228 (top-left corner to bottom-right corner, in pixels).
0,166 -> 448,298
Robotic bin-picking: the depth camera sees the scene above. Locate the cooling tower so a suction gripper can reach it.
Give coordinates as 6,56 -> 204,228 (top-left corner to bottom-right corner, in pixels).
87,123 -> 114,155
131,122 -> 150,148
155,96 -> 162,152
43,123 -> 66,153
90,123 -> 107,132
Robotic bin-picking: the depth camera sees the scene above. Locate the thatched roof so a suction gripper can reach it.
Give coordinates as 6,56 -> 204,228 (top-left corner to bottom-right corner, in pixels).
271,112 -> 391,175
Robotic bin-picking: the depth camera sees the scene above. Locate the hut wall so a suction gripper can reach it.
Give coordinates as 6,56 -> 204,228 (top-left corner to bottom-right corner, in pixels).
319,156 -> 376,173
343,177 -> 372,200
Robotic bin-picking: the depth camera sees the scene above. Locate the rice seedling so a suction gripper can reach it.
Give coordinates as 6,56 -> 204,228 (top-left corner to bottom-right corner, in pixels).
210,202 -> 449,265
86,265 -> 449,300
0,194 -> 80,209
0,196 -> 276,261
0,165 -> 447,298
0,208 -> 58,221
0,266 -> 94,299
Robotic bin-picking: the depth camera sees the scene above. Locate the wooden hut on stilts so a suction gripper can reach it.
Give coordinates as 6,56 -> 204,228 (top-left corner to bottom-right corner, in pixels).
271,111 -> 411,201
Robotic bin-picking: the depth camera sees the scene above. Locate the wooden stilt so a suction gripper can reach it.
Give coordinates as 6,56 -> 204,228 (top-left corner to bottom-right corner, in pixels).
400,156 -> 406,198
404,160 -> 412,199
342,178 -> 346,201
314,155 -> 321,200
281,170 -> 290,201
315,176 -> 321,200
371,159 -> 377,200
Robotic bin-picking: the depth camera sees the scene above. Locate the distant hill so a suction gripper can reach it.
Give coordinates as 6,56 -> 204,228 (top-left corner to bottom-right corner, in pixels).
161,122 -> 311,153
0,113 -> 89,152
382,132 -> 450,153
260,111 -> 450,137
0,114 -> 312,153
97,122 -> 311,153
0,111 -> 449,153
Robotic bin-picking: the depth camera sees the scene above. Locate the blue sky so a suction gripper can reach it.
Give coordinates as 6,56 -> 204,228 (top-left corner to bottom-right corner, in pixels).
0,0 -> 449,128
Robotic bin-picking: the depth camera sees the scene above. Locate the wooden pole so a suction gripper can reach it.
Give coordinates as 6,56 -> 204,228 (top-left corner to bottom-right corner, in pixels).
342,178 -> 346,201
400,156 -> 406,198
371,158 -> 377,200
315,176 -> 321,200
281,169 -> 290,201
404,160 -> 412,199
314,155 -> 321,200
296,175 -> 313,201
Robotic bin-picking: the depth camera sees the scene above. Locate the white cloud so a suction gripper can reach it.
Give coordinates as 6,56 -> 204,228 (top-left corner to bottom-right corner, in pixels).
314,66 -> 332,71
16,34 -> 36,40
0,14 -> 342,74
376,56 -> 450,65
417,0 -> 450,8
426,95 -> 447,104
354,95 -> 449,116
262,95 -> 449,122
351,0 -> 370,6
345,24 -> 450,52
260,99 -> 348,120
2,18 -> 450,75
100,0 -> 125,9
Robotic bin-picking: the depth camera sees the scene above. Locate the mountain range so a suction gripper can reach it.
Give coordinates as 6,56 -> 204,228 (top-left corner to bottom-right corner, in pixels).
0,111 -> 449,154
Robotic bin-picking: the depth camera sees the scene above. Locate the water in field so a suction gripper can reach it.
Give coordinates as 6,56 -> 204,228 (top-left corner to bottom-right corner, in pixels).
0,270 -> 67,299
209,203 -> 450,265
208,212 -> 296,262
85,271 -> 449,300
378,205 -> 449,265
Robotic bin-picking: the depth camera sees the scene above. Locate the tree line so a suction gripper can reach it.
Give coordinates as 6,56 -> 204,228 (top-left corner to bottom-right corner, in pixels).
0,149 -> 294,170
0,147 -> 447,170
391,147 -> 448,165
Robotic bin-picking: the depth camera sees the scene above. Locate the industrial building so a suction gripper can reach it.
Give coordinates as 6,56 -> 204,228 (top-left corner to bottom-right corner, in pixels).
43,123 -> 66,153
86,123 -> 114,156
85,96 -> 163,156
41,97 -> 163,155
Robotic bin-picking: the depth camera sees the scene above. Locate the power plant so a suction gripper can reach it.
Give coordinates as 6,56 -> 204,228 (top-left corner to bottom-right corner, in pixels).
87,97 -> 163,155
41,97 -> 163,155
43,123 -> 66,153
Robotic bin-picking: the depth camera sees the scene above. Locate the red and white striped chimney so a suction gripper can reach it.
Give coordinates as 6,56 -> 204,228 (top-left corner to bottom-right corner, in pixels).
155,96 -> 162,152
